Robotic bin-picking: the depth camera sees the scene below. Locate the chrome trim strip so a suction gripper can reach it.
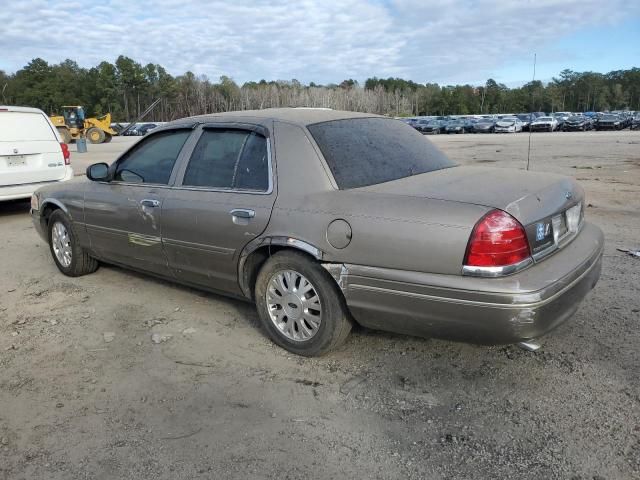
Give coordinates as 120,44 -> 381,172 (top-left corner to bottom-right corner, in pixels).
354,249 -> 601,309
462,257 -> 534,278
163,238 -> 234,255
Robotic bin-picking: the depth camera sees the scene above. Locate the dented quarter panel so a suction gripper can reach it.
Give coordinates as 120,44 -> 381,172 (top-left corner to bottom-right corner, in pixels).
323,222 -> 603,344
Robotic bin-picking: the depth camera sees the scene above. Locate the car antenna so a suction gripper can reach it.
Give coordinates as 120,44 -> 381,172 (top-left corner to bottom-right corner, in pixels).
526,53 -> 537,171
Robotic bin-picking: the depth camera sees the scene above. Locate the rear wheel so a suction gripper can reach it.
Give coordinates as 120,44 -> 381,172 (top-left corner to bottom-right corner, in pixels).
57,127 -> 71,144
47,210 -> 99,277
255,251 -> 352,356
86,127 -> 106,144
103,133 -> 112,143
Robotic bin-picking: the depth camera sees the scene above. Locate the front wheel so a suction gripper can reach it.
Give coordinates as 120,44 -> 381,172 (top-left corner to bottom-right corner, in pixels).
255,251 -> 352,356
86,127 -> 106,144
48,210 -> 99,277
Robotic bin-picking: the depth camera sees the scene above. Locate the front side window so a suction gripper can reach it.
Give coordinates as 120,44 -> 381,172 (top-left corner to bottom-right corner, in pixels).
307,117 -> 456,189
114,129 -> 191,184
182,129 -> 269,191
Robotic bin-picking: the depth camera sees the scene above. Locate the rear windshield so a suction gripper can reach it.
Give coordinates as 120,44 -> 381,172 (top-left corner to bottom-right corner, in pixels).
0,111 -> 57,142
307,117 -> 456,189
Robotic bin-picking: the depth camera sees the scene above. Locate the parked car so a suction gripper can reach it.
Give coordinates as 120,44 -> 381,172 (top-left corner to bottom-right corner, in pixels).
494,117 -> 523,133
121,124 -> 140,136
530,116 -> 559,132
620,112 -> 633,129
563,116 -> 593,131
445,119 -> 473,134
595,114 -> 623,130
0,106 -> 73,201
413,119 -> 431,133
473,119 -> 496,133
137,123 -> 158,136
631,116 -> 640,130
552,112 -> 571,130
401,118 -> 419,127
516,113 -> 534,131
418,119 -> 446,134
30,109 -> 603,356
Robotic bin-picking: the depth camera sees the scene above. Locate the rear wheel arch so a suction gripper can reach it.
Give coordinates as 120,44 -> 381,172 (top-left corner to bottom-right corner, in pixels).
253,249 -> 352,356
238,237 -> 324,300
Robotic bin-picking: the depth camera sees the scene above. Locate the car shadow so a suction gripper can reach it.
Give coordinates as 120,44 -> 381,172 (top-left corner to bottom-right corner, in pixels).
0,199 -> 31,217
97,262 -> 259,323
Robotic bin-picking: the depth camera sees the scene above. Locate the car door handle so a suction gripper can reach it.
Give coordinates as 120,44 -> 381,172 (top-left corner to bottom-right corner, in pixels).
140,199 -> 160,208
230,208 -> 255,219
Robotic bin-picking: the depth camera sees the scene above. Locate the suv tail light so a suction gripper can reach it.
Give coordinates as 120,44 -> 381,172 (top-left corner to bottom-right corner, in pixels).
464,209 -> 531,271
60,142 -> 70,165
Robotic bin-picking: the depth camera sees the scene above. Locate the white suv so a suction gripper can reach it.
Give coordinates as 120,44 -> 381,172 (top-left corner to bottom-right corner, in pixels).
0,106 -> 74,201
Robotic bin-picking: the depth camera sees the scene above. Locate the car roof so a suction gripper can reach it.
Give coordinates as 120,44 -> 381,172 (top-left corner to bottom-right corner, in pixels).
174,108 -> 381,128
0,105 -> 48,115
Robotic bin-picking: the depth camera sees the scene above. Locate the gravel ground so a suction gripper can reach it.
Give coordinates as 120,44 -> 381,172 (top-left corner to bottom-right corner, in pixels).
0,130 -> 639,480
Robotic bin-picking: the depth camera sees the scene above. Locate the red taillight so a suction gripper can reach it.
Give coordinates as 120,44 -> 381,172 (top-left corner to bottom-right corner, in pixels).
60,142 -> 70,165
464,210 -> 531,267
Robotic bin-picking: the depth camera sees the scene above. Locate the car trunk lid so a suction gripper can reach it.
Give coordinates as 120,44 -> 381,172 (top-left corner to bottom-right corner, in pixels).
358,166 -> 584,257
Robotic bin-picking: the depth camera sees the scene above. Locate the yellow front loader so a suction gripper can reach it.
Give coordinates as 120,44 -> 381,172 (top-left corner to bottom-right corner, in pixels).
50,106 -> 118,144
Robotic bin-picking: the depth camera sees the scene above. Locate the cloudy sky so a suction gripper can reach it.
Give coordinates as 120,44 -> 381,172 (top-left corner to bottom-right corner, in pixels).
1,0 -> 639,85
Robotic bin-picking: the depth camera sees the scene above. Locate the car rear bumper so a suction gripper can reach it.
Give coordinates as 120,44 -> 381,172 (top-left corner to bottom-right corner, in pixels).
0,167 -> 74,201
328,222 -> 603,345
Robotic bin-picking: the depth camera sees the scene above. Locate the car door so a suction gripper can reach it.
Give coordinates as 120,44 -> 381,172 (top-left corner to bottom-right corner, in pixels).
162,123 -> 277,295
83,128 -> 194,276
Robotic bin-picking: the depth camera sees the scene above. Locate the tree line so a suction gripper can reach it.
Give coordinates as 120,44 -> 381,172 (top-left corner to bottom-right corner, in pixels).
1,56 -> 638,122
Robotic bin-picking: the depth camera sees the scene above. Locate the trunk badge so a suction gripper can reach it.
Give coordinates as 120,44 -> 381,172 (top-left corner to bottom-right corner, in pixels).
565,191 -> 573,199
13,148 -> 18,154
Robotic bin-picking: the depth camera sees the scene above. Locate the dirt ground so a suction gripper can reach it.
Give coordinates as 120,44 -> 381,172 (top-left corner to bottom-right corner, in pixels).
1,131 -> 639,480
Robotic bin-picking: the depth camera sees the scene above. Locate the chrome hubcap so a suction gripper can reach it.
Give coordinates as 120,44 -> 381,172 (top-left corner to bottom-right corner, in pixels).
266,270 -> 322,342
51,221 -> 72,268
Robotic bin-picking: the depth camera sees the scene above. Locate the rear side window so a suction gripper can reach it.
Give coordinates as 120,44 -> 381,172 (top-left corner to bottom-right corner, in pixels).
307,117 -> 456,189
0,112 -> 56,142
183,129 -> 269,191
114,129 -> 191,184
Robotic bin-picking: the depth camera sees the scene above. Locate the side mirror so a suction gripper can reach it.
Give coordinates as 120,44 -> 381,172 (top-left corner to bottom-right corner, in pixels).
86,162 -> 109,181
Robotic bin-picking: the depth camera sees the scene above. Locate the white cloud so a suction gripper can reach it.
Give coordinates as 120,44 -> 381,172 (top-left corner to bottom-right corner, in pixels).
0,0 -> 637,84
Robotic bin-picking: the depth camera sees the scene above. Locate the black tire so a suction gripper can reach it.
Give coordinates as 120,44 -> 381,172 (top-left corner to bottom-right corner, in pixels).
104,133 -> 112,143
254,251 -> 352,356
47,210 -> 99,277
86,127 -> 106,144
57,127 -> 71,144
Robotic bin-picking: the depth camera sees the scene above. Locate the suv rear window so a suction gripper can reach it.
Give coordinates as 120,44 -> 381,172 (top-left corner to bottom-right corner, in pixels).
0,112 -> 56,142
307,117 -> 455,189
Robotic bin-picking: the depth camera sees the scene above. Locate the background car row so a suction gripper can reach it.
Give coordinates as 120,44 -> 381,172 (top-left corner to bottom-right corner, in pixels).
403,111 -> 639,134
